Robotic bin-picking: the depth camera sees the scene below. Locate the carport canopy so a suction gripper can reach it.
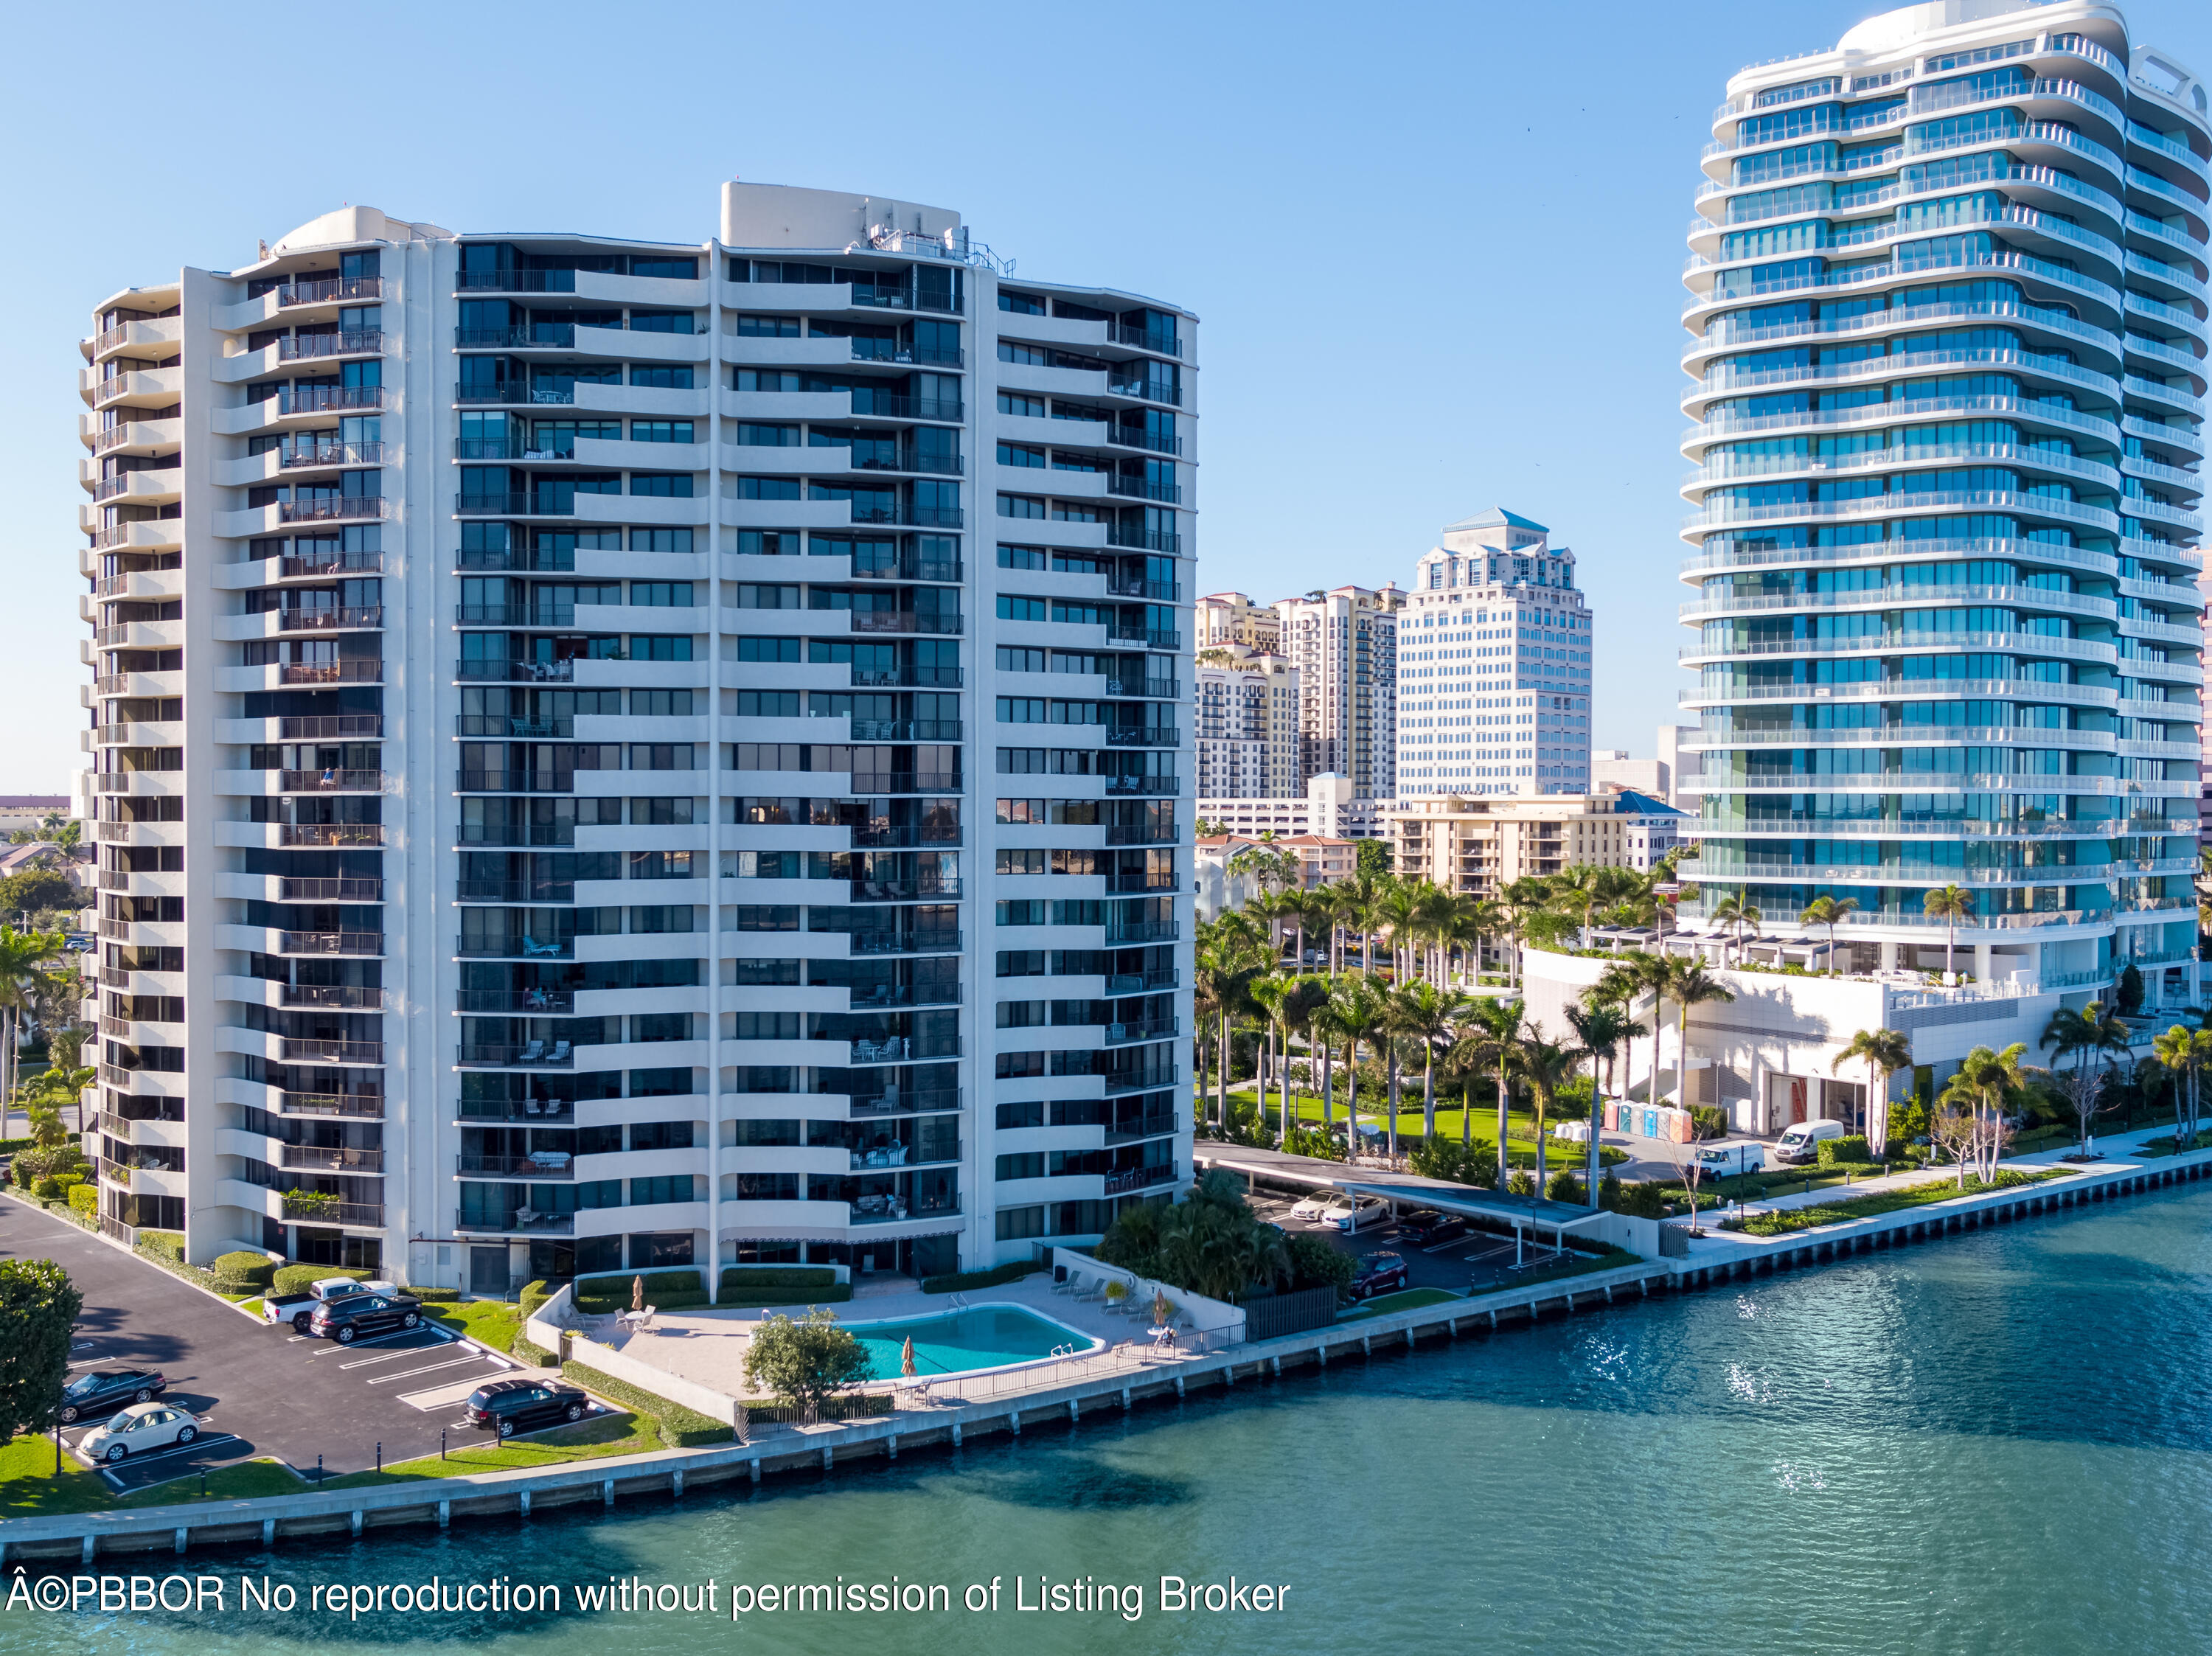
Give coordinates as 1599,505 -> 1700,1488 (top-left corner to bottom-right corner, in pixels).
1194,1145 -> 1615,1251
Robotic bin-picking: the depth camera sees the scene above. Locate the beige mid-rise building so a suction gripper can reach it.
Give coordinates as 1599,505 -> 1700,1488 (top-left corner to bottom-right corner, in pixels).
1194,645 -> 1299,799
1194,591 -> 1281,653
1385,793 -> 1644,900
1273,582 -> 1403,801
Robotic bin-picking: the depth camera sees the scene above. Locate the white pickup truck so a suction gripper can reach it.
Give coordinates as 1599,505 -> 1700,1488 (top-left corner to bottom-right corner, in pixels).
261,1276 -> 398,1332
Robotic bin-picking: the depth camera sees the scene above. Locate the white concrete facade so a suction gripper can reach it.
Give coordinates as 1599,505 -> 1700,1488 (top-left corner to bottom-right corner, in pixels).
1273,583 -> 1402,801
77,183 -> 1195,1289
1397,508 -> 1593,799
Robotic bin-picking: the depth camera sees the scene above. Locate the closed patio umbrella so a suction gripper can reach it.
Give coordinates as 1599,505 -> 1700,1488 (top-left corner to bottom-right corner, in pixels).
900,1335 -> 917,1377
631,1275 -> 644,1313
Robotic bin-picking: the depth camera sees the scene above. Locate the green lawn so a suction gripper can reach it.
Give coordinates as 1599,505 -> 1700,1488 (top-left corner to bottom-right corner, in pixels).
0,1430 -> 114,1514
1340,1287 -> 1462,1319
115,1458 -> 310,1508
1233,1091 -> 1625,1166
321,1411 -> 655,1487
425,1298 -> 524,1354
1724,1168 -> 2070,1236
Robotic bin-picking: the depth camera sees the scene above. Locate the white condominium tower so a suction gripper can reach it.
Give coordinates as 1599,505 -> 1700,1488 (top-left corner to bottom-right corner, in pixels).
1397,509 -> 1593,798
78,182 -> 1195,1293
1273,583 -> 1402,799
1681,2 -> 2208,998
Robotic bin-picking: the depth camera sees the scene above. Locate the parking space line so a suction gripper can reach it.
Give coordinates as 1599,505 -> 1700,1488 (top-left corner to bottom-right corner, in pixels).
339,1346 -> 448,1371
366,1355 -> 494,1387
306,1329 -> 448,1357
85,1433 -> 239,1479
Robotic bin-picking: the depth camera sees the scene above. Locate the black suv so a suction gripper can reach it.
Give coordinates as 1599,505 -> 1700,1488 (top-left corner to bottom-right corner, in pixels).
57,1368 -> 167,1424
465,1379 -> 591,1437
308,1293 -> 423,1344
1396,1209 -> 1469,1246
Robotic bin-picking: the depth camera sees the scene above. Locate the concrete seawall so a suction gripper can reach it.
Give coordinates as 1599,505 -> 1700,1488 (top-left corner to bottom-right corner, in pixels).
7,1141 -> 2206,1564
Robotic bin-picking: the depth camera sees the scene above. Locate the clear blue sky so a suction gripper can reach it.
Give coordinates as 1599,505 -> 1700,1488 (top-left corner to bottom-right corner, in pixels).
2,0 -> 2203,790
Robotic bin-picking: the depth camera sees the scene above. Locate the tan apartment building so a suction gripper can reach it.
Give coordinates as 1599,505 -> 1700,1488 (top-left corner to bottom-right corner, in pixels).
1385,793 -> 1643,899
1194,645 -> 1301,799
1194,591 -> 1282,653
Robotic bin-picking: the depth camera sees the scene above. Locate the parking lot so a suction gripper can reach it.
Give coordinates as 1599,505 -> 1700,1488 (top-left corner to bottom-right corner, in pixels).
1251,1186 -> 1582,1296
1,1198 -> 526,1489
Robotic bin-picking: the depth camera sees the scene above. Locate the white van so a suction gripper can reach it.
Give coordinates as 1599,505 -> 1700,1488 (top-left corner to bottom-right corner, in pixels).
1691,1143 -> 1763,1180
1773,1119 -> 1847,1166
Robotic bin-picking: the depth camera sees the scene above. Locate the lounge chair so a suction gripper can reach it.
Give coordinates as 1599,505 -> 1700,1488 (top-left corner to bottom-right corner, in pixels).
518,1040 -> 546,1064
1053,1271 -> 1082,1298
547,1040 -> 571,1063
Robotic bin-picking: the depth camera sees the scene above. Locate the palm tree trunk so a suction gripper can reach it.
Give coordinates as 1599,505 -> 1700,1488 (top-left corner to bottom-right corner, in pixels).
1495,1060 -> 1510,1186
1674,1002 -> 1690,1111
1345,1041 -> 1359,1159
1217,1011 -> 1230,1131
1385,1048 -> 1401,1161
1460,1081 -> 1472,1147
1422,1051 -> 1436,1142
1321,1037 -> 1334,1132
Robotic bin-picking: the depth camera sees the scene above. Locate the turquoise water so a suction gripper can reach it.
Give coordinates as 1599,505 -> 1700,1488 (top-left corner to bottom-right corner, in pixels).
847,1304 -> 1098,1377
13,1185 -> 2212,1652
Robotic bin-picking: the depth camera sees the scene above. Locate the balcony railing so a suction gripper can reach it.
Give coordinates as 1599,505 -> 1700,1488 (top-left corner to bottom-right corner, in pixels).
276,714 -> 383,740
454,659 -> 575,683
1107,378 -> 1181,406
457,714 -> 574,738
1105,726 -> 1180,746
278,330 -> 384,361
1104,1069 -> 1178,1097
457,879 -> 574,902
456,989 -> 574,1015
1105,476 -> 1181,504
1105,527 -> 1182,556
455,771 -> 572,795
456,604 -> 574,627
281,1145 -> 383,1173
457,269 -> 577,293
844,930 -> 962,956
279,824 -> 383,848
278,1195 -> 385,1227
278,1091 -> 384,1119
1105,1018 -> 1180,1046
1100,425 -> 1183,456
1105,919 -> 1180,944
455,1043 -> 576,1071
848,610 -> 963,635
456,1212 -> 575,1234
281,982 -> 380,1009
274,605 -> 384,633
277,661 -> 383,686
279,930 -> 383,956
458,1155 -> 574,1179
1104,1163 -> 1178,1194
1105,775 -> 1181,796
277,877 -> 383,902
278,768 -> 384,793
276,276 -> 382,307
1105,678 -> 1179,699
276,495 -> 386,526
279,549 -> 383,580
274,385 -> 383,415
280,1037 -> 384,1064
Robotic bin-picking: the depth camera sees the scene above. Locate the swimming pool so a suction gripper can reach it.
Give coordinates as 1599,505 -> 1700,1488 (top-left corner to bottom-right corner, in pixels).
846,1304 -> 1102,1380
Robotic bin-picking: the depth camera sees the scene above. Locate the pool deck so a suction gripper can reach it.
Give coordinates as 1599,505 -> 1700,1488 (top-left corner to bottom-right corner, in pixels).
595,1274 -> 1192,1403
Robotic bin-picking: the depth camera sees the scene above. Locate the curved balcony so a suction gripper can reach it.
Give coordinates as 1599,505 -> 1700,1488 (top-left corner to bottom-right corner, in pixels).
274,605 -> 384,633
1681,582 -> 2118,625
277,768 -> 385,793
279,823 -> 384,848
279,1038 -> 384,1065
279,330 -> 383,361
90,419 -> 184,458
1685,345 -> 2120,413
1685,724 -> 2118,753
279,930 -> 383,956
278,496 -> 386,526
1683,487 -> 2120,539
1683,535 -> 2121,580
1683,249 -> 2123,332
1683,442 -> 2121,495
1684,302 -> 2119,378
1684,391 -> 2121,455
275,660 -> 383,687
1680,678 -> 2117,709
277,276 -> 382,308
1680,629 -> 2116,668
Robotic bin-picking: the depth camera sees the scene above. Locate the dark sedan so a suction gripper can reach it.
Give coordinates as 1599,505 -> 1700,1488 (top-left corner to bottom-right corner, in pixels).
465,1379 -> 591,1438
1349,1252 -> 1409,1301
307,1293 -> 422,1344
1396,1209 -> 1470,1246
57,1368 -> 167,1424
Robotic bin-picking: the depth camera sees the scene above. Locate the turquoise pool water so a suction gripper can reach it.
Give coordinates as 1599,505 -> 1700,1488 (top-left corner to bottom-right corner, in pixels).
847,1304 -> 1099,1377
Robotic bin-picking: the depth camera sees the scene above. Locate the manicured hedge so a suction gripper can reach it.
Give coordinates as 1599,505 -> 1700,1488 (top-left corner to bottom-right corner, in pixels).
573,1268 -> 710,1315
717,1286 -> 852,1307
922,1259 -> 1044,1295
718,1267 -> 839,1290
511,1335 -> 557,1368
271,1264 -> 369,1297
561,1360 -> 734,1448
213,1251 -> 276,1291
400,1284 -> 462,1303
1817,1135 -> 1875,1169
518,1279 -> 554,1317
139,1231 -> 185,1262
68,1183 -> 97,1215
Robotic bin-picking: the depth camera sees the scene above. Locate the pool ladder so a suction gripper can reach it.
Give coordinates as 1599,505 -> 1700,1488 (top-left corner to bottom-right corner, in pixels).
946,1292 -> 970,1310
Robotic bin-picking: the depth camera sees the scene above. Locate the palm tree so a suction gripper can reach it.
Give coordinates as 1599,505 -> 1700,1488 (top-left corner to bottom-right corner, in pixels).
2152,1023 -> 2195,1149
1941,1042 -> 2026,1184
1922,883 -> 1974,977
1272,975 -> 1332,1144
0,927 -> 63,1121
1498,877 -> 1551,989
1709,891 -> 1761,966
1248,973 -> 1294,1144
1326,973 -> 1389,1159
1831,1028 -> 1911,1158
1374,879 -> 1423,985
1462,995 -> 1529,1180
1661,959 -> 1735,1113
1565,999 -> 1637,1205
1412,881 -> 1458,986
1554,865 -> 1604,950
1517,1026 -> 1582,1190
1392,980 -> 1472,1142
1454,897 -> 1502,987
1194,917 -> 1264,1133
1799,894 -> 1860,973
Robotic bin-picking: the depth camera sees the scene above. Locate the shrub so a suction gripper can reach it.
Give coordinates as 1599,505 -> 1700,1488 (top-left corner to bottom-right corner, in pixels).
1816,1135 -> 1874,1169
1506,1171 -> 1537,1197
32,1177 -> 60,1200
1409,1135 -> 1496,1188
1545,1169 -> 1586,1205
1597,1172 -> 1624,1212
510,1333 -> 557,1367
919,1260 -> 1040,1295
139,1231 -> 184,1263
271,1264 -> 366,1298
715,1285 -> 852,1306
212,1251 -> 276,1292
1610,1179 -> 1669,1220
719,1267 -> 839,1290
67,1183 -> 97,1215
743,1307 -> 873,1419
1688,1105 -> 1727,1141
561,1360 -> 734,1448
572,1270 -> 710,1315
400,1284 -> 462,1302
518,1280 -> 552,1317
1284,1232 -> 1356,1304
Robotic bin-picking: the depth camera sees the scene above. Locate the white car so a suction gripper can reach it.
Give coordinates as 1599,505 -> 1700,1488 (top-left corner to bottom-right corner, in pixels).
79,1402 -> 201,1464
1289,1189 -> 1337,1222
1320,1197 -> 1388,1232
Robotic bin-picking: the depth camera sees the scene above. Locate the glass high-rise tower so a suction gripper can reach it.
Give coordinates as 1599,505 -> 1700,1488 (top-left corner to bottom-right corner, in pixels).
1680,1 -> 2209,1000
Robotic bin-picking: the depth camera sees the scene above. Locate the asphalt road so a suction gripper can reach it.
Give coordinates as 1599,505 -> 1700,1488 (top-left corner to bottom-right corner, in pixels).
0,1198 -> 521,1483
